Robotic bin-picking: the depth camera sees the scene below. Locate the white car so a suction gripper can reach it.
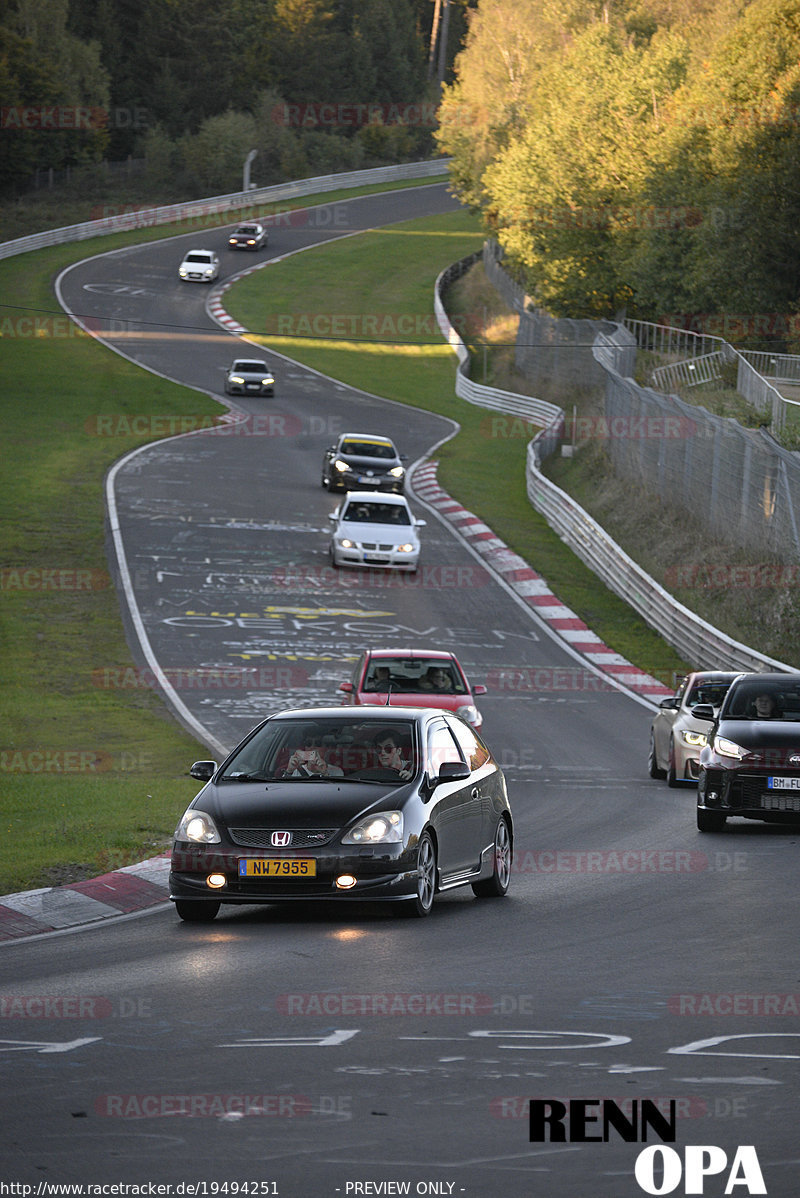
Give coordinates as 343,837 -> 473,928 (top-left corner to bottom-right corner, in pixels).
225,359 -> 275,396
328,491 -> 425,572
649,670 -> 739,786
179,249 -> 220,282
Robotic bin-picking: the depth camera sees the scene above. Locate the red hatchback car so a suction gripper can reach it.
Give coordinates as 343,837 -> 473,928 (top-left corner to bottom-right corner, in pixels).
338,649 -> 487,729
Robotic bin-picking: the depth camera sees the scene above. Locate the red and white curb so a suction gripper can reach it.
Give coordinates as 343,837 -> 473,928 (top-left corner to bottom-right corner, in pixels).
0,854 -> 171,942
411,460 -> 672,704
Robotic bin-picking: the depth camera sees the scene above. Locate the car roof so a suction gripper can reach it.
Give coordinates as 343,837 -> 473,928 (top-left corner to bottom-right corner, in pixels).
184,248 -> 215,257
231,359 -> 268,367
338,433 -> 395,446
340,490 -> 408,504
687,671 -> 740,681
366,649 -> 458,663
265,705 -> 437,722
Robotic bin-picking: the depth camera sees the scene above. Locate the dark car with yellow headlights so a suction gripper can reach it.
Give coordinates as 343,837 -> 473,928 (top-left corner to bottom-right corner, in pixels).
694,672 -> 800,831
169,706 -> 512,921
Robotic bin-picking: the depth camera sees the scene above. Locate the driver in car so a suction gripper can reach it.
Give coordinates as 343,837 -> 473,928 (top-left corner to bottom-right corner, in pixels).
374,732 -> 413,780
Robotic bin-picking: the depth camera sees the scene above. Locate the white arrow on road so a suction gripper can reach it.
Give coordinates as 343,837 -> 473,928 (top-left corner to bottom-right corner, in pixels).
219,1030 -> 359,1048
0,1037 -> 101,1054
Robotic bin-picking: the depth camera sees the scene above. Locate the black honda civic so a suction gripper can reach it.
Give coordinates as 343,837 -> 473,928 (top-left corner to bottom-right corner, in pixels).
169,706 -> 512,920
694,672 -> 800,831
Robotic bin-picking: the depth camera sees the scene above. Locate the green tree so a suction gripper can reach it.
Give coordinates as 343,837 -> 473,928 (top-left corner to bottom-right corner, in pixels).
483,23 -> 689,315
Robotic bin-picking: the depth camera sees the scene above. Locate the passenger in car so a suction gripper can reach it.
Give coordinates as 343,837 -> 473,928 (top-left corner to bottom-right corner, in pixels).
419,666 -> 453,693
284,734 -> 344,776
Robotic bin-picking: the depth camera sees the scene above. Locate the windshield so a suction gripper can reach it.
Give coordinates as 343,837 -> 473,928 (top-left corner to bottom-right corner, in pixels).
722,680 -> 800,720
687,680 -> 733,708
341,502 -> 410,525
185,252 -> 211,262
363,658 -> 467,695
220,718 -> 419,781
233,361 -> 269,372
340,439 -> 396,459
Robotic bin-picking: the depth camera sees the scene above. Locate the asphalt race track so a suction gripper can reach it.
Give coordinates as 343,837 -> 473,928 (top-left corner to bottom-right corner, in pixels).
2,183 -> 799,1197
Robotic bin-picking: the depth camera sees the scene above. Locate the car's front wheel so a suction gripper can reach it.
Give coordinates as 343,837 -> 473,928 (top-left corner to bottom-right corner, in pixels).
648,731 -> 666,779
697,808 -> 727,833
174,899 -> 220,922
407,832 -> 436,917
472,819 -> 511,898
666,736 -> 679,787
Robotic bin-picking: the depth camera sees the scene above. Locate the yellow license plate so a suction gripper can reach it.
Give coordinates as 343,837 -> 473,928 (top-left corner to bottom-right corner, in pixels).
238,858 -> 317,878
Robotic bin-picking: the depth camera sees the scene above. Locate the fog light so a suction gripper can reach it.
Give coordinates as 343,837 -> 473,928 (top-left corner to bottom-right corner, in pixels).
206,873 -> 227,889
335,874 -> 357,890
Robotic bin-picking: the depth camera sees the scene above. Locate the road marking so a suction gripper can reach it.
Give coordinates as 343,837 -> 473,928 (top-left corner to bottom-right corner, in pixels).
0,1037 -> 101,1053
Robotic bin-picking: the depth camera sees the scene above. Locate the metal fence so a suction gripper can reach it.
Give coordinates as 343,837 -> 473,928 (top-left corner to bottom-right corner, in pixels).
436,249 -> 793,672
599,335 -> 800,561
626,318 -> 794,431
483,242 -> 621,391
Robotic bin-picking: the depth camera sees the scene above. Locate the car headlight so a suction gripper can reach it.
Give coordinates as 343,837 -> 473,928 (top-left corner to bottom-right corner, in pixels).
179,268 -> 188,276
456,704 -> 481,727
338,537 -> 355,549
388,466 -> 405,477
261,377 -> 274,386
682,730 -> 707,747
395,543 -> 416,553
333,459 -> 351,473
342,811 -> 403,844
713,735 -> 745,760
229,375 -> 245,385
176,809 -> 221,844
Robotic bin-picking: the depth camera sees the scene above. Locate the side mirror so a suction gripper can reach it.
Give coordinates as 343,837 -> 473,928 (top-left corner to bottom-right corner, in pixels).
415,518 -> 427,527
436,760 -> 470,783
659,696 -> 678,709
190,760 -> 217,781
472,684 -> 487,696
400,453 -> 408,461
327,512 -> 337,522
338,682 -> 353,694
691,704 -> 715,722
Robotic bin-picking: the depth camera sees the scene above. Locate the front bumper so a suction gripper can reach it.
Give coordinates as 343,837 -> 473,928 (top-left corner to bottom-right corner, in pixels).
170,843 -> 419,904
332,546 -> 419,571
332,475 -> 404,494
226,381 -> 274,395
698,767 -> 800,821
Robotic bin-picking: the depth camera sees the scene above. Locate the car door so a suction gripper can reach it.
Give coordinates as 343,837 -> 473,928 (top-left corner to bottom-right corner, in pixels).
425,718 -> 482,878
446,715 -> 498,851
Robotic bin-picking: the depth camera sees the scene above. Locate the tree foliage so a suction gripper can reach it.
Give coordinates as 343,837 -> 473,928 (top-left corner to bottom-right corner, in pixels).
438,0 -> 800,333
1,0 -> 436,195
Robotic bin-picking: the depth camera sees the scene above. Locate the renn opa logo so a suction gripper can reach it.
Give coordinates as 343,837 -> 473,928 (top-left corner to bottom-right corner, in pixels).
529,1100 -> 766,1194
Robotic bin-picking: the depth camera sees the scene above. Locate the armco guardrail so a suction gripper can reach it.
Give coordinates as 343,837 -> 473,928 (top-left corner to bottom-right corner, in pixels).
434,255 -> 564,455
435,253 -> 793,675
0,159 -> 450,261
